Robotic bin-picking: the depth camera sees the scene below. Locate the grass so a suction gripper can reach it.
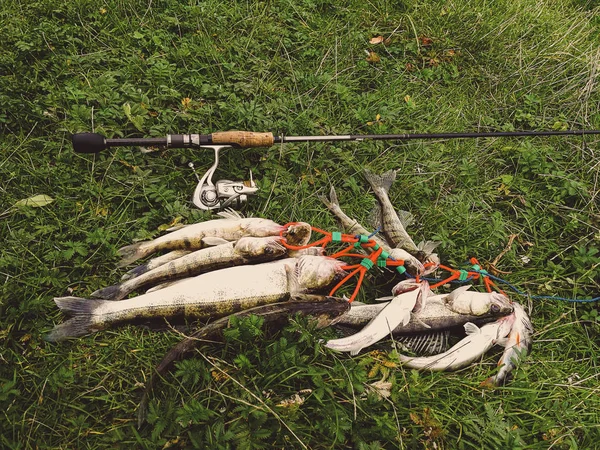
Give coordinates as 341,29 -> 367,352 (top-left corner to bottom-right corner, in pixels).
1,0 -> 600,448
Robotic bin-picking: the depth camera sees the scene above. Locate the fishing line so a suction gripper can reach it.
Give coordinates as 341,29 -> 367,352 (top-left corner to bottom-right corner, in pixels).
416,266 -> 599,303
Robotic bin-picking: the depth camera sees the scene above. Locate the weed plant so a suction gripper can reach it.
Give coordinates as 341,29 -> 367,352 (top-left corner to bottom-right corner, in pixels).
1,0 -> 599,448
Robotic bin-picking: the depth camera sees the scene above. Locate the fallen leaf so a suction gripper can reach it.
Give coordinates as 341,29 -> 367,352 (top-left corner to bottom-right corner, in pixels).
369,36 -> 384,44
366,50 -> 380,63
419,36 -> 433,46
14,194 -> 54,208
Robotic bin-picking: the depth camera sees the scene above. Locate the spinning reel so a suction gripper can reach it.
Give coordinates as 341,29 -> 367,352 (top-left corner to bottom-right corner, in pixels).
189,145 -> 258,210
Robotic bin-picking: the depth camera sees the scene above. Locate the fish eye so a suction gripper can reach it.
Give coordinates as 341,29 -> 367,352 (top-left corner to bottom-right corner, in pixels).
490,303 -> 500,313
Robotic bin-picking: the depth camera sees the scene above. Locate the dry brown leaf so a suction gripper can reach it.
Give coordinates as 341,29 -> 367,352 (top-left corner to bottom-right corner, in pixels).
369,36 -> 384,44
366,50 -> 380,63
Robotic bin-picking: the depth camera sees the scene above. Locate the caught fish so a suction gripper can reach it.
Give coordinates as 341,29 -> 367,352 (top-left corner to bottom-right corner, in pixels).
122,250 -> 193,280
398,314 -> 516,371
92,236 -> 288,300
325,281 -> 428,355
318,185 -> 424,275
482,302 -> 533,386
116,209 -> 286,266
137,294 -> 350,427
444,285 -> 513,316
363,169 -> 420,253
329,280 -> 512,355
336,293 -> 510,335
45,256 -> 347,342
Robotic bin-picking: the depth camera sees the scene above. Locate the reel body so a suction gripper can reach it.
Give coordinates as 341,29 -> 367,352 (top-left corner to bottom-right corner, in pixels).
191,145 -> 258,210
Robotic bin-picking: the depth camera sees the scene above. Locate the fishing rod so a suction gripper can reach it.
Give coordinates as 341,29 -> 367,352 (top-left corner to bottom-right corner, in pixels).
72,129 -> 600,210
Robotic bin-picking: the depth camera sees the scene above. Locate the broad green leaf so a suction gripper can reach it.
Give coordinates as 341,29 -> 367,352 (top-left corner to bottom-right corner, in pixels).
14,194 -> 54,208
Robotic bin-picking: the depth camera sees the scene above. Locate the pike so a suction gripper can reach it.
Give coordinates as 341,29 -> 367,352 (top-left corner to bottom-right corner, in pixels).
116,209 -> 287,266
45,256 -> 347,342
91,236 -> 290,300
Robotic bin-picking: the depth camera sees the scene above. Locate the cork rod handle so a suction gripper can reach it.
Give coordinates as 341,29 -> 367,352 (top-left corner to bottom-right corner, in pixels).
211,131 -> 274,148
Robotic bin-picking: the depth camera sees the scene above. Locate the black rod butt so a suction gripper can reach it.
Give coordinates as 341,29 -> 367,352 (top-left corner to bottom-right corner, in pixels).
72,133 -> 108,153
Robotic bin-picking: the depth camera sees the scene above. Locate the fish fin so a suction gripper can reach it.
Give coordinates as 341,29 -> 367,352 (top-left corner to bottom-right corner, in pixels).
445,285 -> 472,303
117,242 -> 148,267
146,281 -> 178,294
351,301 -> 366,306
415,318 -> 432,329
328,185 -> 339,206
464,322 -> 480,335
349,348 -> 363,356
417,240 -> 442,255
122,263 -> 149,280
44,316 -> 98,342
201,236 -> 230,246
54,296 -> 105,315
217,208 -> 243,220
397,210 -> 415,228
396,331 -> 450,356
286,262 -> 301,295
363,169 -> 396,194
495,337 -> 509,346
90,284 -> 124,301
165,224 -> 188,232
374,295 -> 393,302
367,204 -> 383,230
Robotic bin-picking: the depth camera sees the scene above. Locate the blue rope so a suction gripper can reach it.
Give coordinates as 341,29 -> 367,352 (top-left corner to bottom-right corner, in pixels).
407,266 -> 599,303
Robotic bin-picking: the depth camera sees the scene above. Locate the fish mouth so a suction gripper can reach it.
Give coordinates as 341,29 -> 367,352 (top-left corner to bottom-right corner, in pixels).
282,222 -> 312,246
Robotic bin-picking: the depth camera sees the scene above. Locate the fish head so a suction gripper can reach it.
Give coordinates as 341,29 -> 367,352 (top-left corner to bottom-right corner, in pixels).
282,222 -> 312,247
487,293 -> 514,316
422,253 -> 440,275
295,255 -> 347,291
235,236 -> 287,258
391,279 -> 430,296
388,249 -> 424,276
245,219 -> 287,237
494,312 -> 517,341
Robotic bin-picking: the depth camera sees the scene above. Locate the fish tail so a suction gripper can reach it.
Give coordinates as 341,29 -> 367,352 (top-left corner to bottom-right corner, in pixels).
90,284 -> 125,301
318,185 -> 340,210
54,296 -> 106,315
44,316 -> 104,342
45,296 -> 108,342
117,242 -> 149,267
364,169 -> 396,194
122,263 -> 150,280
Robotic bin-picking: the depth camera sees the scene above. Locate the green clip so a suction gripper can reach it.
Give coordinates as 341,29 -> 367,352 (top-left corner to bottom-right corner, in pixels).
479,269 -> 489,277
372,244 -> 380,251
472,264 -> 481,271
377,258 -> 387,267
354,242 -> 363,249
331,232 -> 342,243
359,235 -> 370,243
380,250 -> 390,260
396,265 -> 406,274
360,259 -> 374,270
458,270 -> 469,281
